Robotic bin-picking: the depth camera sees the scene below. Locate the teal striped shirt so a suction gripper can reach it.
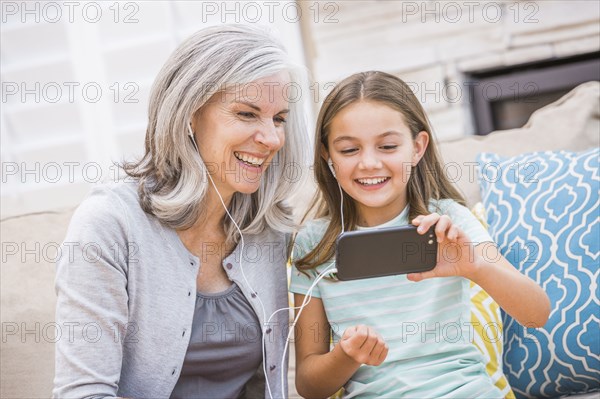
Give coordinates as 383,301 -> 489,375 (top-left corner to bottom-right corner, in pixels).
290,199 -> 503,398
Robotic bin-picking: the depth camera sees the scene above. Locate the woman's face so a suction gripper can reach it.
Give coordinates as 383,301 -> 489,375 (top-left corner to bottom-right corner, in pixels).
191,71 -> 290,197
325,100 -> 428,226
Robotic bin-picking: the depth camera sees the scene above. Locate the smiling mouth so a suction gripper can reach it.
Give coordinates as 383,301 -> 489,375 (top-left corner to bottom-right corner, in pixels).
355,177 -> 390,186
234,151 -> 266,167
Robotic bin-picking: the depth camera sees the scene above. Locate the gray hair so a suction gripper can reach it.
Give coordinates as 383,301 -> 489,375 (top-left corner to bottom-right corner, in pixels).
123,24 -> 310,245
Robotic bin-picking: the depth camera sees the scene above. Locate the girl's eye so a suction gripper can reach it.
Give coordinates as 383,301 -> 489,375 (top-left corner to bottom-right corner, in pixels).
340,148 -> 358,154
381,145 -> 398,150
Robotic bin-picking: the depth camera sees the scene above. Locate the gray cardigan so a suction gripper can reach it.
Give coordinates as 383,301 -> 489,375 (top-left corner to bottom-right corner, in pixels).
53,181 -> 290,398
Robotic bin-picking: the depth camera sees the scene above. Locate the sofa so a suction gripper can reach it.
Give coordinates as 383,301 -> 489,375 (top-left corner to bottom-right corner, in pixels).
1,82 -> 598,398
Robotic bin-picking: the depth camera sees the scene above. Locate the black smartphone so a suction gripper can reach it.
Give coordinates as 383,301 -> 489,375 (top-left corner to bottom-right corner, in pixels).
335,225 -> 438,281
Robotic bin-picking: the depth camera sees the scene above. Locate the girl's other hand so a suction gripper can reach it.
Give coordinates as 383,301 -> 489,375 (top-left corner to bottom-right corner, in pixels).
339,325 -> 388,366
409,213 -> 480,281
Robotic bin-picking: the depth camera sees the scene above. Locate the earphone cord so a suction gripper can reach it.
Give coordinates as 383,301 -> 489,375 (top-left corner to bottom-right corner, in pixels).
189,131 -> 266,319
337,181 -> 345,233
279,264 -> 338,399
207,173 -> 275,398
189,130 -> 275,397
189,129 -> 343,398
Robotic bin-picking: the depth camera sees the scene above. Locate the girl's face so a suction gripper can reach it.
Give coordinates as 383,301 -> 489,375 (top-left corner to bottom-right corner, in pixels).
324,100 -> 428,226
191,71 -> 290,198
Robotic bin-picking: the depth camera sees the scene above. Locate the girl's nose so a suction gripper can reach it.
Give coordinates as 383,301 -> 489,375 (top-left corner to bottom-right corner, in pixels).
359,150 -> 382,170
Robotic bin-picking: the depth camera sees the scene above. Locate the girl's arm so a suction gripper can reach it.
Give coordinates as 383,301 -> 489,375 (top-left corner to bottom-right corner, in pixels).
467,244 -> 551,327
410,213 -> 551,328
293,294 -> 388,398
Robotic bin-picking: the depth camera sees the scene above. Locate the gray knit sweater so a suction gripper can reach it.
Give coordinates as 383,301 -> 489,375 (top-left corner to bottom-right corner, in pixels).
53,181 -> 290,398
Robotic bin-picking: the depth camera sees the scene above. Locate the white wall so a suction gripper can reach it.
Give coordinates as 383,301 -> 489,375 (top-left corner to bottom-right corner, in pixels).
301,0 -> 600,140
1,0 -> 309,218
3,1 -> 599,218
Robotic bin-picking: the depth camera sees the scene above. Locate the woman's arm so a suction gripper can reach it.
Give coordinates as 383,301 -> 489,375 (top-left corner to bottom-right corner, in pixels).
53,187 -> 130,398
410,213 -> 551,328
293,294 -> 388,398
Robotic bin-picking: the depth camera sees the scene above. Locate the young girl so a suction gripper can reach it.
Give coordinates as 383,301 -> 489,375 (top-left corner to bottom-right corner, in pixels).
290,71 -> 550,398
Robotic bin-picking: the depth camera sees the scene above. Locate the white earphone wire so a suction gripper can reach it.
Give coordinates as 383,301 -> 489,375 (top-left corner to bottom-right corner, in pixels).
279,264 -> 337,398
189,126 -> 343,398
188,127 -> 277,397
338,182 -> 345,233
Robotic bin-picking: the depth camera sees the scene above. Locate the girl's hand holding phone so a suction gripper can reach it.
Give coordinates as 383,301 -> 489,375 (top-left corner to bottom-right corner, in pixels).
409,213 -> 482,282
339,325 -> 389,366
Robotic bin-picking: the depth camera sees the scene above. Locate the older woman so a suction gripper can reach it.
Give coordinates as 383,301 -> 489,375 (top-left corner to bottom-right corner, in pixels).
53,24 -> 309,399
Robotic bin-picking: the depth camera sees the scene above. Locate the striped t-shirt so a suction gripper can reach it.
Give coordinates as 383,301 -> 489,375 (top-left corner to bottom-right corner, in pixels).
290,199 -> 504,398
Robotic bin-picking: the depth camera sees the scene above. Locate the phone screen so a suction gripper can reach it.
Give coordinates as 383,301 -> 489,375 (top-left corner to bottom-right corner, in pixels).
335,225 -> 438,281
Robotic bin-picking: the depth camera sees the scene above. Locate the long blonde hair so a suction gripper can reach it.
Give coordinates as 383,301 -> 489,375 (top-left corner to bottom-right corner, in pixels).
122,24 -> 310,246
296,71 -> 465,270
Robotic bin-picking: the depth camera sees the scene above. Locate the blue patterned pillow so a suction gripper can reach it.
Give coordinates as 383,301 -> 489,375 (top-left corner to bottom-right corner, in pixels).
477,148 -> 600,398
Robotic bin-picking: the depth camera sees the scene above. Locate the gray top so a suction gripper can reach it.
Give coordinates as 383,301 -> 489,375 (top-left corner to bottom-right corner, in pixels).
170,283 -> 263,399
53,181 -> 290,399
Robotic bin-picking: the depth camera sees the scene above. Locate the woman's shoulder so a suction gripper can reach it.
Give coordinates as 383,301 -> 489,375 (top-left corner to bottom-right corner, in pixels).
69,180 -> 144,233
89,179 -> 140,206
76,179 -> 137,212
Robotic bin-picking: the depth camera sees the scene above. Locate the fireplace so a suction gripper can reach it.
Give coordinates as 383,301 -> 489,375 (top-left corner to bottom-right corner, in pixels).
466,52 -> 600,135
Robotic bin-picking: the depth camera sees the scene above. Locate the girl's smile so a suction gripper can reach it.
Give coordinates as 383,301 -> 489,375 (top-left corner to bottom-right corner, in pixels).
325,100 -> 428,226
354,176 -> 391,190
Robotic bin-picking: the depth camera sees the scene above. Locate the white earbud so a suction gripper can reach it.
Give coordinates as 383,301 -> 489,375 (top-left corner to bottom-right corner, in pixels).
327,157 -> 345,231
327,158 -> 336,178
188,123 -> 201,154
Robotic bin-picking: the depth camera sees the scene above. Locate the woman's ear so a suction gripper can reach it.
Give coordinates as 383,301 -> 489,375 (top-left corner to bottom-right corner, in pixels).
189,107 -> 203,136
412,131 -> 430,166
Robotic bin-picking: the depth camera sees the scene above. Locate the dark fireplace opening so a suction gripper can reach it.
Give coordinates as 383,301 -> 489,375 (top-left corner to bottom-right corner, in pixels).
466,52 -> 600,135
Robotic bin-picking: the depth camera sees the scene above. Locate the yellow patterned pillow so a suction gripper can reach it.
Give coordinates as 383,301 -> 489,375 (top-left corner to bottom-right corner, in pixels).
470,203 -> 515,399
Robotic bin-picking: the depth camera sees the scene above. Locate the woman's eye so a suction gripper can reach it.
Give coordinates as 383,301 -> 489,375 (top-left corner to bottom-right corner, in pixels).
238,112 -> 256,119
274,116 -> 287,125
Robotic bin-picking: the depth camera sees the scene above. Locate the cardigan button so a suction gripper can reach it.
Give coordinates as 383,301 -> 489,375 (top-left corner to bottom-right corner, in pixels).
171,367 -> 177,375
225,263 -> 233,270
251,292 -> 257,298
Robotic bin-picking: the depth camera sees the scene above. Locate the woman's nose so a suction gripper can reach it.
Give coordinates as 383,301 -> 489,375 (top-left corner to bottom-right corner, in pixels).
256,121 -> 283,149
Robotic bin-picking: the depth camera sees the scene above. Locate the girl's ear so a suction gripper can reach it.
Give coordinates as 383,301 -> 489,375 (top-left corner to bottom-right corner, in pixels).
320,145 -> 330,162
412,131 -> 429,166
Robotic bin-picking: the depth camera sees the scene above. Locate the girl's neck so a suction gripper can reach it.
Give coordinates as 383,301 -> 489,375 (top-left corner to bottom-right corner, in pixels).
356,198 -> 408,227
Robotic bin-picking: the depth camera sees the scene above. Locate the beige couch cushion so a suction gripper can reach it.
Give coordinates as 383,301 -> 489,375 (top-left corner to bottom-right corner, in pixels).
438,81 -> 600,207
0,205 -> 302,399
1,82 -> 598,399
1,209 -> 74,398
